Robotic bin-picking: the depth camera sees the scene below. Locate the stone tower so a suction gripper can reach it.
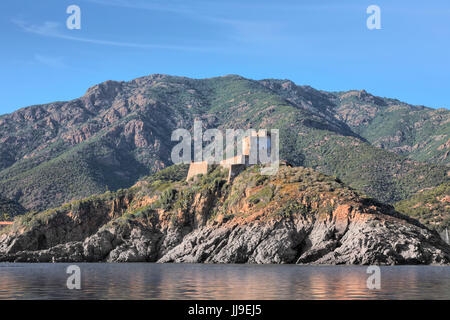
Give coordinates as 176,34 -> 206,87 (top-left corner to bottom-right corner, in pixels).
186,130 -> 272,182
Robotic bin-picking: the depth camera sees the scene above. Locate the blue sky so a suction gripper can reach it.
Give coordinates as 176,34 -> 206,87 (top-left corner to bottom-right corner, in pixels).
1,0 -> 449,114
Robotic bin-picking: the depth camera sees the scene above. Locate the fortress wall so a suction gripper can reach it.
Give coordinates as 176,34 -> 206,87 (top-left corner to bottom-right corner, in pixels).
186,162 -> 209,181
0,221 -> 13,231
220,155 -> 246,166
186,132 -> 270,182
227,164 -> 247,182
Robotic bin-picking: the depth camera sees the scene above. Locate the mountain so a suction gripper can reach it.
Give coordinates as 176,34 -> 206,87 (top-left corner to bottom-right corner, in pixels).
0,196 -> 25,220
395,182 -> 450,232
0,74 -> 448,213
1,164 -> 449,264
258,80 -> 450,165
332,91 -> 450,164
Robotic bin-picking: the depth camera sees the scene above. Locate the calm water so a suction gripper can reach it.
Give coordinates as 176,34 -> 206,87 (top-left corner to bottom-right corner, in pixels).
0,263 -> 449,300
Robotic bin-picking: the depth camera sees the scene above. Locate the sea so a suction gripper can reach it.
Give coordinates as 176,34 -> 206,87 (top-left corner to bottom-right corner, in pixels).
0,263 -> 449,300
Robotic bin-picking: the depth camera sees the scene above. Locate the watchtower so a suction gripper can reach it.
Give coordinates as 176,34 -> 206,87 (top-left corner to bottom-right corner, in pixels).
186,130 -> 272,182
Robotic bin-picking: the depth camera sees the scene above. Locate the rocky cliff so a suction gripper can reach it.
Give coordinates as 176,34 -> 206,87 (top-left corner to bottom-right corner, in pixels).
0,74 -> 448,214
1,165 -> 449,264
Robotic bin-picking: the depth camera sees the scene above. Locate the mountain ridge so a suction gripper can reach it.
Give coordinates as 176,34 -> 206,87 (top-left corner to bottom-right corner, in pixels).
0,74 -> 448,214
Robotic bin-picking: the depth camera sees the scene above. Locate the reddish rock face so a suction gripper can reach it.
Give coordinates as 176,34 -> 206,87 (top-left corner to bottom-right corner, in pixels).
0,74 -> 448,229
0,165 -> 449,265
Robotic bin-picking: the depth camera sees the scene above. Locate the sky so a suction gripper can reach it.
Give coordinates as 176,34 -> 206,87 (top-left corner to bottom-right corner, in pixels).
0,0 -> 449,114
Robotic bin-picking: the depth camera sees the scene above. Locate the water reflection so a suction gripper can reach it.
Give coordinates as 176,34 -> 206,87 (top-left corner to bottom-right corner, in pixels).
0,263 -> 449,299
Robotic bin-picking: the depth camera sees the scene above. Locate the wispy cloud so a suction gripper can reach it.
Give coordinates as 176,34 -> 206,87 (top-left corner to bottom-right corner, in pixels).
84,0 -> 285,43
12,18 -> 217,52
12,0 -> 289,53
85,0 -> 195,15
34,54 -> 67,68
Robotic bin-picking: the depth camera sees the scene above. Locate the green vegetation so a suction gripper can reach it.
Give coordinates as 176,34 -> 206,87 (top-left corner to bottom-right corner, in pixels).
144,164 -> 189,184
140,165 -> 229,221
116,205 -> 155,225
0,196 -> 26,220
248,185 -> 274,205
0,74 -> 448,218
395,182 -> 450,231
274,199 -> 308,218
2,161 -> 411,238
294,129 -> 448,203
333,91 -> 450,165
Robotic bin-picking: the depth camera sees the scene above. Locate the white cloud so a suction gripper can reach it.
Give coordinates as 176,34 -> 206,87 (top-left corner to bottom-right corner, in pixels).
12,18 -> 217,52
34,54 -> 67,68
84,0 -> 284,43
85,0 -> 194,15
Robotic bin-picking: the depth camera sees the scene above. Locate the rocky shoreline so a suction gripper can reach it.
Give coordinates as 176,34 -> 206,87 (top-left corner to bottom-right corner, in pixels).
1,166 -> 449,264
